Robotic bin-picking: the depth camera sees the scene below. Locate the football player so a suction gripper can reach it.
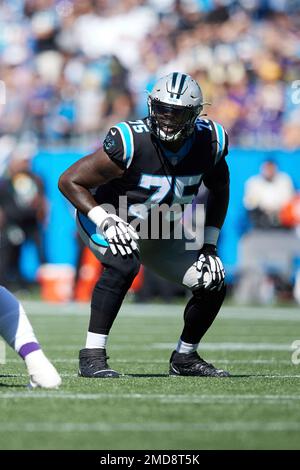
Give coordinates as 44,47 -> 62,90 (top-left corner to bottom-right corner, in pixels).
59,73 -> 230,378
0,286 -> 62,388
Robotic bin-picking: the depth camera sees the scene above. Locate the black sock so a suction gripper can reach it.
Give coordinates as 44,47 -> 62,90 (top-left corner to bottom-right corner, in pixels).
180,284 -> 226,345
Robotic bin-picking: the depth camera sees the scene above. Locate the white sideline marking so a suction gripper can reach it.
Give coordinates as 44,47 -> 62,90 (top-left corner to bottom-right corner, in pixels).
1,392 -> 300,402
22,302 -> 300,321
5,358 -> 294,365
1,374 -> 300,382
14,342 -> 295,352
153,343 -> 296,351
0,421 -> 300,433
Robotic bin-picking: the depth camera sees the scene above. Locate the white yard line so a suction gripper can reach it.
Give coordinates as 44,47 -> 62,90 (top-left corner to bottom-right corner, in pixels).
5,358 -> 294,364
21,302 -> 300,321
7,342 -> 294,352
153,342 -> 297,351
0,421 -> 300,433
0,392 -> 300,402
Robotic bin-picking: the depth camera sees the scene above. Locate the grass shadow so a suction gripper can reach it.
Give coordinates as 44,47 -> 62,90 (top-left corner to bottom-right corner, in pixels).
0,382 -> 26,388
122,373 -> 169,378
123,373 -> 261,378
0,374 -> 27,388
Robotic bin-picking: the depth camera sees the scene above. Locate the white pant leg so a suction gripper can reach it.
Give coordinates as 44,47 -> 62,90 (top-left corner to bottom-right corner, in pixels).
0,286 -> 37,352
139,230 -> 201,285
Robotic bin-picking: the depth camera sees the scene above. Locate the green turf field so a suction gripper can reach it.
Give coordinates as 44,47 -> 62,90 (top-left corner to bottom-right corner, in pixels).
0,301 -> 300,450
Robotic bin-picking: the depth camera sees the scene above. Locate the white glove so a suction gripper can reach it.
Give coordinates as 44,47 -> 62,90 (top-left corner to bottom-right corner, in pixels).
88,206 -> 139,257
183,244 -> 225,291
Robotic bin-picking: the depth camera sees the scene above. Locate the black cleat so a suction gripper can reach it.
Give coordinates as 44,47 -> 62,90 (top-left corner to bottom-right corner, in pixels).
169,350 -> 230,377
78,348 -> 119,378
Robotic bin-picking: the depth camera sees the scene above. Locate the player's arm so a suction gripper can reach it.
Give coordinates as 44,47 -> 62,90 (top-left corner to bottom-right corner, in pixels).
58,130 -> 139,257
202,122 -> 230,246
191,155 -> 229,290
183,123 -> 230,291
58,147 -> 124,214
203,157 -> 230,238
183,160 -> 229,292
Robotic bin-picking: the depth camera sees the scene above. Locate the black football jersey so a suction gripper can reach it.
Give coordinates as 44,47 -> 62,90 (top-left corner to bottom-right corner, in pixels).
95,118 -> 229,221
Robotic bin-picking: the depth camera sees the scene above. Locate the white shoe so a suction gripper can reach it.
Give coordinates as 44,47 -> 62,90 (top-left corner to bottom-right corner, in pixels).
24,350 -> 62,389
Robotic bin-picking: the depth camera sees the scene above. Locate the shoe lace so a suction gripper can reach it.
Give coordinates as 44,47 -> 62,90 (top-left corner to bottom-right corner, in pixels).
87,353 -> 110,369
187,352 -> 215,370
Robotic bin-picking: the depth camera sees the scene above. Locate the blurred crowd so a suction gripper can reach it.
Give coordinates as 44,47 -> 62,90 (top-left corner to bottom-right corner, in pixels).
1,0 -> 300,153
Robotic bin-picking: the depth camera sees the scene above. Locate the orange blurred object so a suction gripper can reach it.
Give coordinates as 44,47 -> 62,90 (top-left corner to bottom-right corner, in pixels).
74,247 -> 103,302
38,264 -> 75,303
130,264 -> 144,292
279,194 -> 300,227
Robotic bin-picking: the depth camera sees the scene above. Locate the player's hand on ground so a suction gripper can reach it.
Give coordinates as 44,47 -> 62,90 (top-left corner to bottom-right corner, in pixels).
195,244 -> 225,290
101,214 -> 139,257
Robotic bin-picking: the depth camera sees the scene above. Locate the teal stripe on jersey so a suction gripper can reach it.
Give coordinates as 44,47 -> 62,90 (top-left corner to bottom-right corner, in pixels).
115,122 -> 134,167
214,122 -> 225,163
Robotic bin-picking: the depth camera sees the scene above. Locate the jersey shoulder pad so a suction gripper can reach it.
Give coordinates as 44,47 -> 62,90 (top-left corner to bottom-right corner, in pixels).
207,119 -> 229,164
103,121 -> 134,170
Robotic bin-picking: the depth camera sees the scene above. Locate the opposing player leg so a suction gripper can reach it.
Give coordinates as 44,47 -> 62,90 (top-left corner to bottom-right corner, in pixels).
140,235 -> 229,377
76,212 -> 140,377
0,286 -> 61,388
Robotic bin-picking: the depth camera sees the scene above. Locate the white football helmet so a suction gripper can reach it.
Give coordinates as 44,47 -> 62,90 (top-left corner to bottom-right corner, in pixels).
147,72 -> 204,142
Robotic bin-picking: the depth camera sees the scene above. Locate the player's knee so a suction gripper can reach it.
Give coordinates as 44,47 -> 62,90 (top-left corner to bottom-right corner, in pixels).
192,283 -> 227,302
117,255 -> 140,280
183,284 -> 226,322
130,260 -> 141,281
98,256 -> 140,291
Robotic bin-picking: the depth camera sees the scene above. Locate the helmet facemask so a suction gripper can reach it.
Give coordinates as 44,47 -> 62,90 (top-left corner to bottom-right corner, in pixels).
147,98 -> 202,142
147,73 -> 205,142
